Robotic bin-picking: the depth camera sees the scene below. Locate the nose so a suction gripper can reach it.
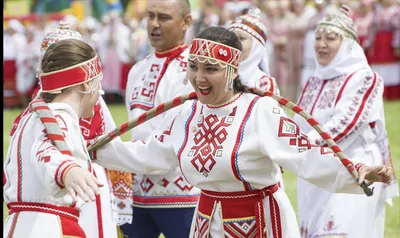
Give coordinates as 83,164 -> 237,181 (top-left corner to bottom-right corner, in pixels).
149,17 -> 160,28
194,72 -> 207,84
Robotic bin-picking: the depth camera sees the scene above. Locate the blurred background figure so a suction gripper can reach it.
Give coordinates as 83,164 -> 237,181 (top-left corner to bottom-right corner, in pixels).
286,0 -> 316,101
3,19 -> 26,108
16,25 -> 41,108
367,0 -> 400,100
2,0 -> 400,105
353,0 -> 375,60
268,0 -> 295,100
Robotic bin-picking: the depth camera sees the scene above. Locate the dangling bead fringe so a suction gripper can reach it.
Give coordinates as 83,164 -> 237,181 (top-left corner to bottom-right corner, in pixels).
224,66 -> 235,92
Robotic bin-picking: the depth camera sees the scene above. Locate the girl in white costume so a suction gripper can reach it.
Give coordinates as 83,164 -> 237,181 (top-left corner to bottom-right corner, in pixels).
8,22 -> 119,238
92,26 -> 394,238
295,5 -> 399,238
228,9 -> 280,95
3,39 -> 103,237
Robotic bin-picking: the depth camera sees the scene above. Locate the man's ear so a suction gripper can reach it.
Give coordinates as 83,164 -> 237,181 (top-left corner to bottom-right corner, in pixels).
182,14 -> 193,32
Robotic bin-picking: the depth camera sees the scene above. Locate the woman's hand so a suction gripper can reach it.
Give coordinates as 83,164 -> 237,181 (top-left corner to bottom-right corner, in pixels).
63,166 -> 104,202
358,165 -> 394,185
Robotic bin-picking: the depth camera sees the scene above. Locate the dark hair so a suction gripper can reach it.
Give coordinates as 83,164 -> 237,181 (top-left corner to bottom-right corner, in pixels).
40,39 -> 96,102
195,27 -> 264,96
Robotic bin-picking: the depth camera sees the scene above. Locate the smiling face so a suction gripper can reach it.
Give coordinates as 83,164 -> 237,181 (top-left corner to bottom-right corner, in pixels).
314,30 -> 343,66
187,59 -> 236,105
146,0 -> 192,51
231,29 -> 253,62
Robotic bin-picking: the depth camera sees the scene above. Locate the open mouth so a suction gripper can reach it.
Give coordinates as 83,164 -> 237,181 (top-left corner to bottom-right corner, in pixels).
198,86 -> 212,96
151,32 -> 161,39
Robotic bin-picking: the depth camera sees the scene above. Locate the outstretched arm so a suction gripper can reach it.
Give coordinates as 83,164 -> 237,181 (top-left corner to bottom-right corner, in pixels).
256,97 -> 391,194
93,105 -> 189,175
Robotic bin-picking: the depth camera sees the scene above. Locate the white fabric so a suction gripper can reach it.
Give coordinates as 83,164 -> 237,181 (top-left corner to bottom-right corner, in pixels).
3,103 -> 93,235
78,97 -> 118,238
294,68 -> 399,237
96,93 -> 367,237
238,31 -> 280,95
4,212 -> 67,238
313,38 -> 371,80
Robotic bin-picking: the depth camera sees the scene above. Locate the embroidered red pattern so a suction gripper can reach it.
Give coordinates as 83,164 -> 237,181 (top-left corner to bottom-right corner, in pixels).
189,108 -> 235,176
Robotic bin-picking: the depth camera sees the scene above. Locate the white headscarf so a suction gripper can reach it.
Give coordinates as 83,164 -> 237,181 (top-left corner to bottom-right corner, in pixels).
313,36 -> 371,80
238,33 -> 271,86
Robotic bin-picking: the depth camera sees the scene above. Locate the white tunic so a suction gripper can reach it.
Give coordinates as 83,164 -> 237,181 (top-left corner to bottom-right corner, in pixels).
124,45 -> 200,210
294,68 -> 398,238
3,103 -> 93,237
96,93 -> 366,237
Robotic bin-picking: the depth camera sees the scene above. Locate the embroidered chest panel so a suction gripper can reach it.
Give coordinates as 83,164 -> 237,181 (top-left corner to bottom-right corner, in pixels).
129,62 -> 163,111
188,106 -> 237,177
299,75 -> 347,113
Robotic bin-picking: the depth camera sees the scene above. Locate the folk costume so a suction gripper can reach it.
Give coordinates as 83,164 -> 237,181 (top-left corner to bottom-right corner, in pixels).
228,11 -> 280,95
93,37 -> 370,238
3,55 -> 103,238
367,2 -> 400,100
119,44 -> 200,236
7,22 -> 118,238
295,6 -> 399,238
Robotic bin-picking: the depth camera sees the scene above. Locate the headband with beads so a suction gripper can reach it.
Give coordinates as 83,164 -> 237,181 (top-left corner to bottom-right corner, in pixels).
228,12 -> 268,45
316,5 -> 359,43
40,56 -> 102,94
189,38 -> 241,91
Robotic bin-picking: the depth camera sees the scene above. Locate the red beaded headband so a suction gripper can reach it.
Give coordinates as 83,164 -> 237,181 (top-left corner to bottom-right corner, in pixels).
40,56 -> 102,93
189,38 -> 241,68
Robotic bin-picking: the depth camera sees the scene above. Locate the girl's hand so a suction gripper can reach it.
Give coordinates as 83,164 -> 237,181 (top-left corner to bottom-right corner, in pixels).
63,166 -> 104,202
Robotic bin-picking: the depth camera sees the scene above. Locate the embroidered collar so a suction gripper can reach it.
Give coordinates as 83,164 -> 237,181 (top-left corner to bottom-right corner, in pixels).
207,93 -> 243,109
155,43 -> 187,58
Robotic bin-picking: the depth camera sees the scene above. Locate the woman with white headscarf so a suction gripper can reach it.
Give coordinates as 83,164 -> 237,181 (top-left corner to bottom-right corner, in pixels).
228,9 -> 280,95
294,5 -> 399,238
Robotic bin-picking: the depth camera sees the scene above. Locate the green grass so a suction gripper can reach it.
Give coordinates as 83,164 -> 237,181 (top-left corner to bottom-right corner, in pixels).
3,102 -> 400,237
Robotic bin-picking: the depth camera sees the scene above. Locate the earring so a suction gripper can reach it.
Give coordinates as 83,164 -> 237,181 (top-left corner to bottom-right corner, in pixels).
183,75 -> 188,85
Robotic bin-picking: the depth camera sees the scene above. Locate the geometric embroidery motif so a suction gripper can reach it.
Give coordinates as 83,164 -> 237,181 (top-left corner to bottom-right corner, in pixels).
223,218 -> 257,238
190,108 -> 236,177
193,212 -> 211,238
140,178 -> 154,193
278,117 -> 324,153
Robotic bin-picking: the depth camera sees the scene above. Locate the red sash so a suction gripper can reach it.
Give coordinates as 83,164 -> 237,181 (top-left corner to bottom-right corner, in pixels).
193,184 -> 281,238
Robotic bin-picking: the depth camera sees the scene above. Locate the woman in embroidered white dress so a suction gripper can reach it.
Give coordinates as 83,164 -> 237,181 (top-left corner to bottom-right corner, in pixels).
228,8 -> 280,95
92,27 -> 394,238
294,6 -> 399,238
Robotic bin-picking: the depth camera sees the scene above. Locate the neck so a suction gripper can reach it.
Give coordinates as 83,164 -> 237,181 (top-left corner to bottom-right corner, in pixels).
52,90 -> 83,118
208,91 -> 240,107
155,43 -> 187,58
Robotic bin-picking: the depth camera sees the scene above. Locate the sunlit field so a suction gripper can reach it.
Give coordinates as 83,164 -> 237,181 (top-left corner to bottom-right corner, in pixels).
3,102 -> 400,237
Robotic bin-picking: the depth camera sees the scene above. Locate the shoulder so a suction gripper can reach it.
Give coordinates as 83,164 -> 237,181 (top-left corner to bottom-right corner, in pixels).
348,69 -> 382,88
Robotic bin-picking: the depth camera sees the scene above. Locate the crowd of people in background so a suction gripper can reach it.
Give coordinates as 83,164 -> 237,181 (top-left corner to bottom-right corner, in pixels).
3,0 -> 400,109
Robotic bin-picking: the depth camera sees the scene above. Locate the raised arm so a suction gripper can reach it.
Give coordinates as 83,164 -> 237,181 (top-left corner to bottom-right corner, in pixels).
255,97 -> 365,194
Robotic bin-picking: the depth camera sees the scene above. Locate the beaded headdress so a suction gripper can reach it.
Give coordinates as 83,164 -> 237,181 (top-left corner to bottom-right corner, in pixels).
40,21 -> 82,60
189,38 -> 242,92
228,8 -> 268,45
316,5 -> 358,42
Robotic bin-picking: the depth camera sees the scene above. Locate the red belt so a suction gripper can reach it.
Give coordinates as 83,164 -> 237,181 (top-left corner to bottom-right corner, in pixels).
7,202 -> 80,222
200,184 -> 281,238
